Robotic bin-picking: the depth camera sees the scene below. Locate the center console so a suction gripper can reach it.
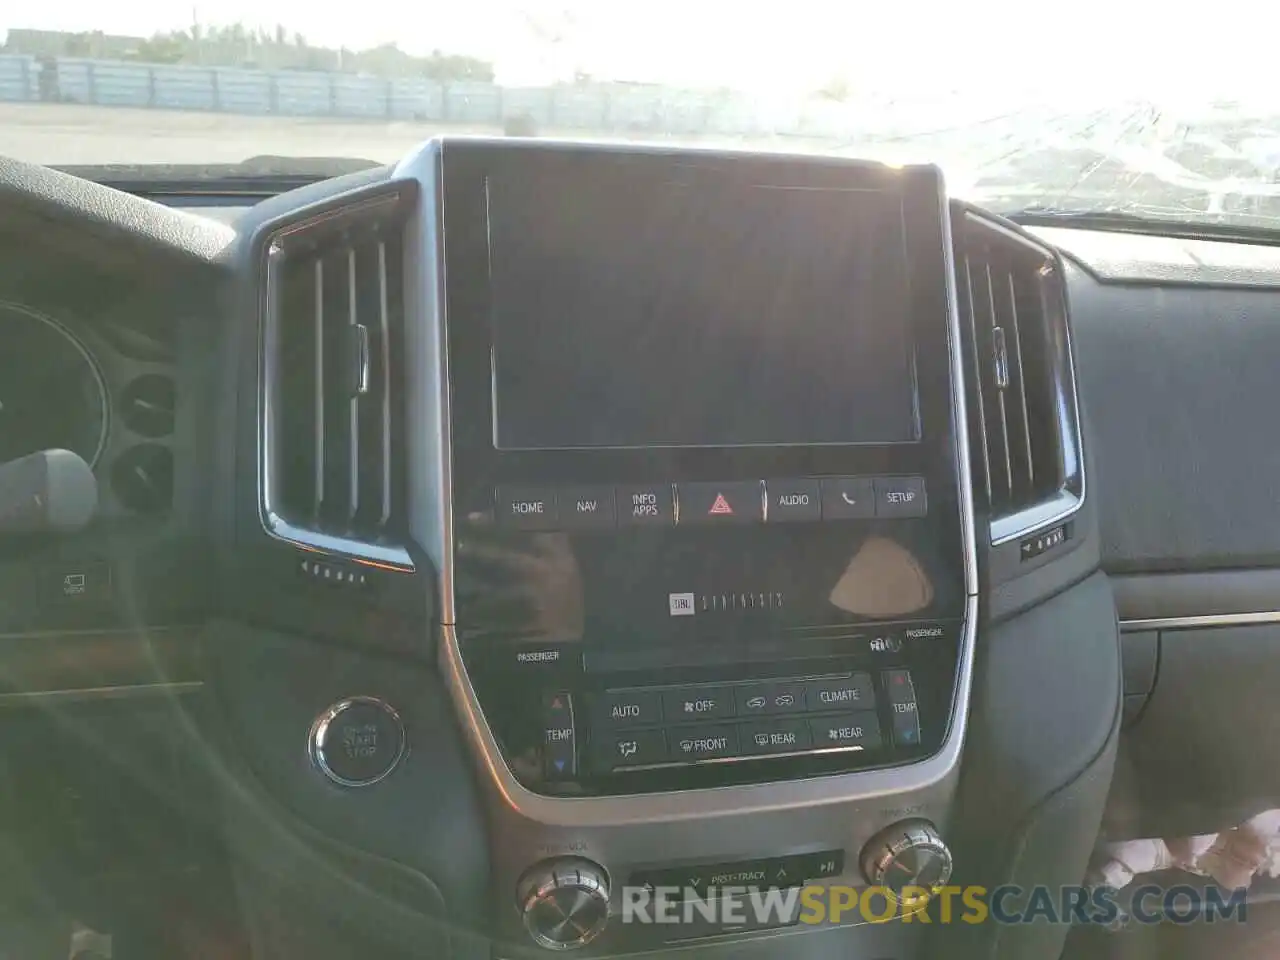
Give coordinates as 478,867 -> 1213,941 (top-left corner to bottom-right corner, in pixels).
399,139 -> 977,954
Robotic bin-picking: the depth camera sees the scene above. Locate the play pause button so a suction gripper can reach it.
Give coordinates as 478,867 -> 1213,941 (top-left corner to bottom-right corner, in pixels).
677,481 -> 763,525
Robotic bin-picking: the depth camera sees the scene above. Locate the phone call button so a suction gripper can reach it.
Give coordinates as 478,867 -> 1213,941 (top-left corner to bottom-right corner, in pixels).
821,477 -> 876,520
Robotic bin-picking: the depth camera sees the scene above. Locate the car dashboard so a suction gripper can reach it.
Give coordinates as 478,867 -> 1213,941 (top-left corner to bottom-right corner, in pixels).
0,140 -> 1272,960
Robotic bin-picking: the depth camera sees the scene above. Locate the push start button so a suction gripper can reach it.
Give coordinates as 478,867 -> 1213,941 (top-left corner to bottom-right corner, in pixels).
309,697 -> 406,787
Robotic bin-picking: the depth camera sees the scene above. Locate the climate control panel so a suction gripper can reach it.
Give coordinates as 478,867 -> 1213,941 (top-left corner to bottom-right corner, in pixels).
468,619 -> 957,796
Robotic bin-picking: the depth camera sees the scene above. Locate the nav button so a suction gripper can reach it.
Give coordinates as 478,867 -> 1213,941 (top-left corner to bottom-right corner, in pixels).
768,479 -> 821,522
560,486 -> 616,530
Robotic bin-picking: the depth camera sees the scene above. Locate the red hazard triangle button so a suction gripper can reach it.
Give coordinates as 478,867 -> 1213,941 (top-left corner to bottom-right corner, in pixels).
679,482 -> 763,525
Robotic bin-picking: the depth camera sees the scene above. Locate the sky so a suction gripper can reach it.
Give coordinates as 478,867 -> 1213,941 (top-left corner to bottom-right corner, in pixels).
7,1 -> 1280,101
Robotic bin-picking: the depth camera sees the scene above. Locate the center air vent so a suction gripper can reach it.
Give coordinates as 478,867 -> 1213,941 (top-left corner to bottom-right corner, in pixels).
259,186 -> 415,570
954,206 -> 1084,545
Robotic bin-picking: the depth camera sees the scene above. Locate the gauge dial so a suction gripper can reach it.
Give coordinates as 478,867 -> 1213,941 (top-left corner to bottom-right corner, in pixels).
0,302 -> 108,466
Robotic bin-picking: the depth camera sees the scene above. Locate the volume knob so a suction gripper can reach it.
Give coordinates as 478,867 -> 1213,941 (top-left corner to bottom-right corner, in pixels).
517,857 -> 611,951
860,819 -> 953,897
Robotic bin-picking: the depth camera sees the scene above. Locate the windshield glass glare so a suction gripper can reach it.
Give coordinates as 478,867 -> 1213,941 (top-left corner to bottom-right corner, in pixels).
6,2 -> 1280,225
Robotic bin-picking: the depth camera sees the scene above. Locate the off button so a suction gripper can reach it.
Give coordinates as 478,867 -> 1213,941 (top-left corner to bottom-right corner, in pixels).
662,687 -> 734,721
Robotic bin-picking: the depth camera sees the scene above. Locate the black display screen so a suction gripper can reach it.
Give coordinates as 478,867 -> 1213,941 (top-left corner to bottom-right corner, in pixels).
487,175 -> 920,450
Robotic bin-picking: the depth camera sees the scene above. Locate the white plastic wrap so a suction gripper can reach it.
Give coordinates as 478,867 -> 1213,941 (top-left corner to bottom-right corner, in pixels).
1097,810 -> 1280,891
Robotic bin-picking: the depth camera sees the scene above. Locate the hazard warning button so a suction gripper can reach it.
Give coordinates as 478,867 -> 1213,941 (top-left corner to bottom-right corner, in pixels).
676,481 -> 764,525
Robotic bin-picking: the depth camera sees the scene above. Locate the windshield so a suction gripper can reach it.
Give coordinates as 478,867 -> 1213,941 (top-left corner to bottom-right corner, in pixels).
6,2 -> 1280,226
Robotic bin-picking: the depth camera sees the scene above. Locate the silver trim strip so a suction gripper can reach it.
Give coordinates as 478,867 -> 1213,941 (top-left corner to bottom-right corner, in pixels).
397,140 -> 454,617
1121,612 -> 1280,631
0,681 -> 204,706
942,180 -> 982,601
313,258 -> 326,515
608,743 -> 874,774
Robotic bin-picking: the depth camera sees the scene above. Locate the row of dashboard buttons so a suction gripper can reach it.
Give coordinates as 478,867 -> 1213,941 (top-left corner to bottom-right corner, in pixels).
496,476 -> 927,531
595,713 -> 883,771
593,676 -> 875,728
542,670 -> 921,779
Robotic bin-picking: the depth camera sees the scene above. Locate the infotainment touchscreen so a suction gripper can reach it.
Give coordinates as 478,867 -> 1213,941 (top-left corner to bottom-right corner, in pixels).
486,173 -> 919,450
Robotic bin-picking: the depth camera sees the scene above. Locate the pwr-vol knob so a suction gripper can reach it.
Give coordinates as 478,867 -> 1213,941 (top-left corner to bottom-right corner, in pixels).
517,857 -> 611,951
860,819 -> 953,899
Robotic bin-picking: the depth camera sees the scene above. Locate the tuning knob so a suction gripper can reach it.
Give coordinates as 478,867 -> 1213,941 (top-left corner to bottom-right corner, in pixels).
860,819 -> 953,897
517,857 -> 611,951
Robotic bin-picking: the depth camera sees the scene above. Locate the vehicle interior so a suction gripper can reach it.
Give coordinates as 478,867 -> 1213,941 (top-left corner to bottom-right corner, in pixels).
6,49 -> 1280,960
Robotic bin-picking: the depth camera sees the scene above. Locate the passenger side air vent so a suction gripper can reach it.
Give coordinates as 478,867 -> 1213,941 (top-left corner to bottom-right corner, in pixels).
955,207 -> 1084,545
259,186 -> 415,570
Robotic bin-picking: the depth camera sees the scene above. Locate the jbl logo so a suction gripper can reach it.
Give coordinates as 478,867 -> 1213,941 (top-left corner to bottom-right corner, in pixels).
668,593 -> 695,616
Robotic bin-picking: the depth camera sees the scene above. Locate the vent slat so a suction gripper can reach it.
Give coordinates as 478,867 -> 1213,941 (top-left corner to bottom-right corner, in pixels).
984,262 -> 1014,498
377,240 -> 393,528
347,247 -> 360,522
261,193 -> 409,561
963,256 -> 994,504
1005,270 -> 1036,488
320,249 -> 354,524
